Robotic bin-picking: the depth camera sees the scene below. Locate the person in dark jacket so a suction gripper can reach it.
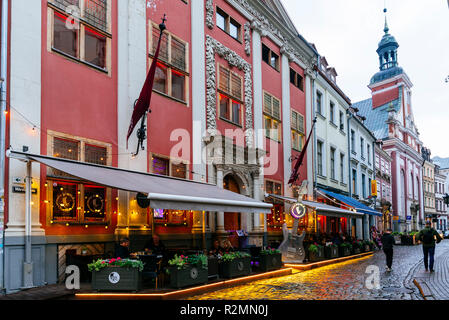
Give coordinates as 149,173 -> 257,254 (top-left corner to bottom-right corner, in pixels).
381,229 -> 395,272
115,237 -> 130,259
416,221 -> 442,272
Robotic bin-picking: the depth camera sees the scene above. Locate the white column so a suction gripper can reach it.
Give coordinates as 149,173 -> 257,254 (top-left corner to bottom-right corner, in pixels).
305,73 -> 314,197
251,27 -> 265,235
281,53 -> 292,198
216,169 -> 225,232
191,0 -> 207,182
117,0 -> 147,233
7,0 -> 44,237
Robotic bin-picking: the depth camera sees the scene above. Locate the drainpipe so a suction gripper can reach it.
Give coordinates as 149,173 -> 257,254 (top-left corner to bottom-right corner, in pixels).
23,161 -> 34,289
347,109 -> 353,235
312,62 -> 318,201
0,0 -> 9,293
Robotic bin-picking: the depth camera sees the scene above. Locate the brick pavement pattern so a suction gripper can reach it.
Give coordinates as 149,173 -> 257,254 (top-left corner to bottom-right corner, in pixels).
190,240 -> 449,300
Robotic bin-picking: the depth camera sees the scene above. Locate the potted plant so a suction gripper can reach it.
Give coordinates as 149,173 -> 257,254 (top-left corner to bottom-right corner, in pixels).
339,243 -> 352,257
352,240 -> 362,254
361,240 -> 371,253
392,232 -> 401,244
167,254 -> 208,289
259,248 -> 282,272
219,251 -> 251,279
308,243 -> 324,262
88,258 -> 144,292
324,243 -> 339,259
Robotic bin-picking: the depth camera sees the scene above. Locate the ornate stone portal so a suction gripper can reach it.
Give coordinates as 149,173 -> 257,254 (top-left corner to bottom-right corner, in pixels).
205,35 -> 254,148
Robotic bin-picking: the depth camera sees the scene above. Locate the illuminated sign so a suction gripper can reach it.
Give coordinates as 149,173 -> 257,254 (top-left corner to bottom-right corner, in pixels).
371,180 -> 378,197
290,203 -> 306,219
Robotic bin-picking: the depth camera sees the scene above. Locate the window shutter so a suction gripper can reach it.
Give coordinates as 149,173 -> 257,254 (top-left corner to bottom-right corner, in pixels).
297,113 -> 304,134
219,66 -> 230,93
272,97 -> 280,120
291,111 -> 297,130
152,27 -> 169,63
264,92 -> 272,115
171,37 -> 186,71
231,73 -> 242,101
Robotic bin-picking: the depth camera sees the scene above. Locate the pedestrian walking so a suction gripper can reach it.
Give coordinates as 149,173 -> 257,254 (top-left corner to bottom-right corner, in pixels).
381,229 -> 395,272
416,221 -> 442,272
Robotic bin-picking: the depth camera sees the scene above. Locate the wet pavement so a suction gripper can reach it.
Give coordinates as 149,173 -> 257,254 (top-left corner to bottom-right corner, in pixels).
189,240 -> 449,300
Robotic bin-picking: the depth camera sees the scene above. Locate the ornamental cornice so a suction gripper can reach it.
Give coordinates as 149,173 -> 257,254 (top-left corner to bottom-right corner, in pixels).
205,35 -> 254,147
230,0 -> 316,69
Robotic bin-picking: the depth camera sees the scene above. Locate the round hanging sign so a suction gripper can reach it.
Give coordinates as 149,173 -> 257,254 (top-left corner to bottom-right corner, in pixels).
290,203 -> 306,219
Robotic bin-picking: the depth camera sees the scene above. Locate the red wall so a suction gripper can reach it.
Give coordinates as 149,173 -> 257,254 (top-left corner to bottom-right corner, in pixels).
262,36 -> 283,183
146,1 -> 193,175
40,0 -> 118,235
289,62 -> 307,185
372,87 -> 399,109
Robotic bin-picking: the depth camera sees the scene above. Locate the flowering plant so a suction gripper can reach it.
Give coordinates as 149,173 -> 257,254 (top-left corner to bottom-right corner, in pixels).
168,254 -> 208,270
339,242 -> 353,250
221,251 -> 251,262
87,258 -> 144,272
308,243 -> 323,253
260,247 -> 281,255
352,240 -> 362,249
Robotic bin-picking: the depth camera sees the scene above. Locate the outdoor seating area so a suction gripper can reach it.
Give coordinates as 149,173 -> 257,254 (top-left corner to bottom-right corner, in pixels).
76,237 -> 285,293
303,232 -> 376,263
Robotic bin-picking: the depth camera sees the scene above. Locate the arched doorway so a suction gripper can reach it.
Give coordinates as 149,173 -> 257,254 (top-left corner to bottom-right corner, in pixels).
223,175 -> 241,248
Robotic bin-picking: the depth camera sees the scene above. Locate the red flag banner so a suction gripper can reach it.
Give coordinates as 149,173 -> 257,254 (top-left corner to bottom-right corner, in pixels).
126,24 -> 165,149
288,118 -> 317,185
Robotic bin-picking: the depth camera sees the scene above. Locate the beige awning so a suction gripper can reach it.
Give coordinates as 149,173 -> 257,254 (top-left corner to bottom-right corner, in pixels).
7,150 -> 272,213
266,194 -> 362,218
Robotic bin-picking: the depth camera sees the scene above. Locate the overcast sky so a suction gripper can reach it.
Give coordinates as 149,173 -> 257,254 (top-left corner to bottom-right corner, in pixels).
281,0 -> 449,158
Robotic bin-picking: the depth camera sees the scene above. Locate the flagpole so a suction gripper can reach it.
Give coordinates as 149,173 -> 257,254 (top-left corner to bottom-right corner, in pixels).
127,14 -> 167,154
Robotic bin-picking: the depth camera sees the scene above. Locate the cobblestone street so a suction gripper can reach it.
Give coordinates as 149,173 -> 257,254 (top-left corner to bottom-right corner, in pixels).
189,241 -> 449,300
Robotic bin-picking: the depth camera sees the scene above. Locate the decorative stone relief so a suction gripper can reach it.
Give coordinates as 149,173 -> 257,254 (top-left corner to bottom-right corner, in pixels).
205,35 -> 254,147
244,22 -> 251,56
205,0 -> 214,29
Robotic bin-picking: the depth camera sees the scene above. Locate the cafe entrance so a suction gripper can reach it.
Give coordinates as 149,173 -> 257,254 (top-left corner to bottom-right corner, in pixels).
223,175 -> 242,248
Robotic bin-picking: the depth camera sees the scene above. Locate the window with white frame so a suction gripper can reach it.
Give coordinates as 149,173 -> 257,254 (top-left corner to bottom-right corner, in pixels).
48,0 -> 111,72
291,110 -> 305,151
330,147 -> 336,180
264,92 -> 282,142
150,22 -> 189,103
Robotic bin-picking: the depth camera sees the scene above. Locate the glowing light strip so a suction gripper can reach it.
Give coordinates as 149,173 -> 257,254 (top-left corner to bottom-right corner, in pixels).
284,252 -> 373,270
75,268 -> 293,299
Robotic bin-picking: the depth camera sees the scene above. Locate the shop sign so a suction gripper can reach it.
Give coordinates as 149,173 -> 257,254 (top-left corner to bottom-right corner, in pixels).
12,186 -> 37,194
393,216 -> 399,221
290,202 -> 306,219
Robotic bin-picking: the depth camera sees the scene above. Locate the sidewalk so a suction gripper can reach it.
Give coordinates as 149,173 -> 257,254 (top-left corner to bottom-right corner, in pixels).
411,241 -> 449,300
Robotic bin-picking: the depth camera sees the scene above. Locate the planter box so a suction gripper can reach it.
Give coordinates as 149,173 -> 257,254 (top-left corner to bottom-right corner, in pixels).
309,246 -> 325,262
352,247 -> 361,255
259,253 -> 282,272
219,257 -> 251,279
169,265 -> 208,289
324,246 -> 339,259
91,267 -> 142,292
338,246 -> 351,257
362,244 -> 371,252
394,235 -> 401,245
